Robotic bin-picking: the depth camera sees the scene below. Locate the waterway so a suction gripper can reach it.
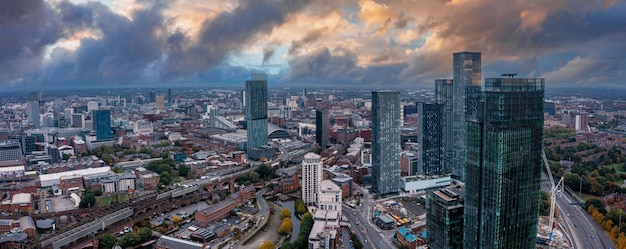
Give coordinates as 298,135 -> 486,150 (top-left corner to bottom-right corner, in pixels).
276,199 -> 301,242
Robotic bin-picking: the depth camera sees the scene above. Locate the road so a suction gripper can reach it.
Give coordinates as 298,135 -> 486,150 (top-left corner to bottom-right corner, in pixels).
542,177 -> 615,249
341,185 -> 393,249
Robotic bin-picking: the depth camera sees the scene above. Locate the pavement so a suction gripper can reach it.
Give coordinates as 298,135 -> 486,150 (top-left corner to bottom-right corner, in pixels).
542,176 -> 615,249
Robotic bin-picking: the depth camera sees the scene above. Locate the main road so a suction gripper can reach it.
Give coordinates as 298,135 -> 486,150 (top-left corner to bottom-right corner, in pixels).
542,177 -> 615,249
341,184 -> 393,249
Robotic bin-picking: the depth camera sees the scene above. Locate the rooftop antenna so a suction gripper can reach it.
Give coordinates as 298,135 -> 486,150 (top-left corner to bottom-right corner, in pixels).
501,73 -> 518,78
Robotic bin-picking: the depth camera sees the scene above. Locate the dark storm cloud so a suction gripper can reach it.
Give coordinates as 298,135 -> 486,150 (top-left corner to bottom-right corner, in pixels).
393,13 -> 411,29
286,47 -> 407,86
0,0 -> 62,83
164,0 -> 312,78
32,1 -> 168,85
262,47 -> 275,65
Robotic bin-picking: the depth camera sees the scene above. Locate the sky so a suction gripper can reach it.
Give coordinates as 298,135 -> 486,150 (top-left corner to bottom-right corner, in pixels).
1,0 -> 625,90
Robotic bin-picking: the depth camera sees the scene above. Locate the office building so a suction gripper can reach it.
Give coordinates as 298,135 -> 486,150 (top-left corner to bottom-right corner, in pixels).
417,102 -> 443,175
150,89 -> 156,103
302,152 -> 322,206
0,142 -> 22,162
72,113 -> 85,128
27,101 -> 40,128
464,77 -> 544,249
318,180 -> 342,213
452,52 -> 481,181
245,74 -> 268,150
92,110 -> 114,141
436,79 -> 453,173
155,95 -> 165,110
371,91 -> 401,195
316,109 -> 330,146
167,88 -> 172,104
427,189 -> 464,249
21,136 -> 35,155
87,101 -> 99,113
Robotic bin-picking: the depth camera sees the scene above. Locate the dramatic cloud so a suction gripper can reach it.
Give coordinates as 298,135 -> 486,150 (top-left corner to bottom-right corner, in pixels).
0,0 -> 624,89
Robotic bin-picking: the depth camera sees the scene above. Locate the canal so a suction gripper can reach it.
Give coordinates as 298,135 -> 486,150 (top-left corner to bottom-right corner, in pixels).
276,199 -> 301,242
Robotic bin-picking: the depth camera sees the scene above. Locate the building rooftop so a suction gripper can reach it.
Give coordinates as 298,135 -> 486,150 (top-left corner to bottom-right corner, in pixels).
39,166 -> 112,183
12,193 -> 32,204
155,235 -> 205,249
320,180 -> 341,192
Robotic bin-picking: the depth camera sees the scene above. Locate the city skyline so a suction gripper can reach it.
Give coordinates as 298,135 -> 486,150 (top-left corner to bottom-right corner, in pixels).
1,0 -> 625,90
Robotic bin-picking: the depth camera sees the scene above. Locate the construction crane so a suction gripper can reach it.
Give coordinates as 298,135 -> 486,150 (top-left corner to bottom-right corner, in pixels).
543,149 -> 565,241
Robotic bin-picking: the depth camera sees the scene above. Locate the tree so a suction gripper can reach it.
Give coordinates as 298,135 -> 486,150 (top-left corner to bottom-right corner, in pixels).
112,167 -> 124,173
278,217 -> 293,235
118,233 -> 141,247
539,191 -> 551,216
98,233 -> 118,249
249,171 -> 261,183
178,165 -> 190,177
280,242 -> 296,249
259,241 -> 275,249
137,227 -> 152,242
280,208 -> 292,219
295,198 -> 306,215
79,191 -> 97,208
171,215 -> 181,225
585,198 -> 607,214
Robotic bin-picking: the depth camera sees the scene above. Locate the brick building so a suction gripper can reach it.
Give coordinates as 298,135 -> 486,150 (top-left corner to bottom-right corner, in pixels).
195,186 -> 255,224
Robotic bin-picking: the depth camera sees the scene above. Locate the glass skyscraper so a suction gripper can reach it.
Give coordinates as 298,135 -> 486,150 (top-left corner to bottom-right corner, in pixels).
436,79 -> 453,173
417,102 -> 443,175
464,77 -> 544,249
452,52 -> 481,181
427,189 -> 464,249
245,74 -> 268,150
93,109 -> 114,140
371,91 -> 401,195
316,109 -> 330,146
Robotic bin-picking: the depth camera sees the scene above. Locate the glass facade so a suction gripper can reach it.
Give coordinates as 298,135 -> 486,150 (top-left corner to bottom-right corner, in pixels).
436,79 -> 453,173
452,52 -> 481,181
93,109 -> 114,140
464,78 -> 544,249
316,109 -> 330,146
427,189 -> 464,249
371,91 -> 401,195
245,74 -> 268,150
417,102 -> 444,175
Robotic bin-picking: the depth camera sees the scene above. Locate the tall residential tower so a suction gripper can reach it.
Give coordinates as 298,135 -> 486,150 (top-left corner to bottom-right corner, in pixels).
464,77 -> 544,249
302,152 -> 323,205
245,74 -> 268,150
371,91 -> 401,195
452,52 -> 481,181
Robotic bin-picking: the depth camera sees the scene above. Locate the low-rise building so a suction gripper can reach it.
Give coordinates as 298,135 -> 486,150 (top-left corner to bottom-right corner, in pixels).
155,235 -> 208,249
135,167 -> 160,189
399,175 -> 451,194
195,186 -> 256,224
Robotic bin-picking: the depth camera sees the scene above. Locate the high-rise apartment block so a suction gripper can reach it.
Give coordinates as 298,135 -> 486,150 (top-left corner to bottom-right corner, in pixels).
371,91 -> 401,195
72,113 -> 85,128
464,77 -> 544,249
302,152 -> 323,205
27,101 -> 40,128
245,74 -> 268,150
316,109 -> 330,146
92,110 -> 114,141
417,102 -> 443,175
155,95 -> 165,110
427,189 -> 464,249
435,79 -> 453,173
451,52 -> 481,181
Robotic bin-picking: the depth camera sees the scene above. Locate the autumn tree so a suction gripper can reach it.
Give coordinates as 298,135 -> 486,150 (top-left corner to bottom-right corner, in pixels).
259,240 -> 275,249
278,217 -> 293,235
280,208 -> 291,219
171,215 -> 181,225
